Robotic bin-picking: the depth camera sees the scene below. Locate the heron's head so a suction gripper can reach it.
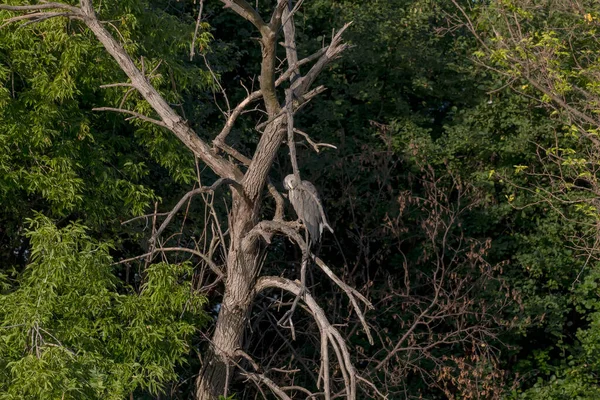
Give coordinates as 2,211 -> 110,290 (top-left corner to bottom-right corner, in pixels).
283,174 -> 299,190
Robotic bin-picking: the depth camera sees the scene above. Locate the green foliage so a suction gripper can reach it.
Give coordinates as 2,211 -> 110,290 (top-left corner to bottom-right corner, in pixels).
0,216 -> 206,399
0,1 -> 215,397
292,0 -> 600,397
455,1 -> 600,397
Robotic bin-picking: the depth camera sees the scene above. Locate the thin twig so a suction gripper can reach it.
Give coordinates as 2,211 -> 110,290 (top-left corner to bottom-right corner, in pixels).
92,107 -> 168,128
190,0 -> 205,60
150,178 -> 243,247
294,128 -> 337,153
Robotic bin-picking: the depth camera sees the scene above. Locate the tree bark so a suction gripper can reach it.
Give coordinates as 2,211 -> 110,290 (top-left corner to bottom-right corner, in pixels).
195,194 -> 259,399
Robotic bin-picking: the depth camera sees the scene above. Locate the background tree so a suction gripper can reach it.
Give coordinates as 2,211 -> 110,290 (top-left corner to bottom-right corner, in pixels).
444,0 -> 600,397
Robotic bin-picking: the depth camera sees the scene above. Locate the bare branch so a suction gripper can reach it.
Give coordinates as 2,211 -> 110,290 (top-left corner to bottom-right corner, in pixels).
285,88 -> 300,179
254,85 -> 327,131
268,0 -> 289,31
282,5 -> 300,85
282,2 -> 302,181
356,375 -> 388,399
314,257 -> 374,345
297,22 -> 353,95
190,0 -> 205,60
220,0 -> 268,35
255,276 -> 359,400
213,48 -> 325,145
243,219 -> 305,251
0,3 -> 80,13
74,0 -> 241,181
234,349 -> 260,371
213,93 -> 259,145
267,181 -> 285,221
202,54 -> 231,118
92,107 -> 168,128
294,128 -> 337,153
277,253 -> 310,329
215,141 -> 252,166
99,82 -> 134,89
280,0 -> 305,33
113,247 -> 225,279
280,385 -> 313,397
245,220 -> 371,346
243,372 -> 293,400
0,11 -> 75,28
151,178 -> 244,247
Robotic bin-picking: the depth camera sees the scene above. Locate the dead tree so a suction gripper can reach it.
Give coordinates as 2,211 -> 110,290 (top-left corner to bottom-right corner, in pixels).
0,1 -> 373,398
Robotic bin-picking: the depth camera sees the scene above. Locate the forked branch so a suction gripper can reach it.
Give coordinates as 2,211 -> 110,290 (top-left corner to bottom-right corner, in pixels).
150,178 -> 244,247
212,48 -> 325,146
245,220 -> 373,345
255,276 -> 358,400
243,372 -> 293,400
220,0 -> 268,35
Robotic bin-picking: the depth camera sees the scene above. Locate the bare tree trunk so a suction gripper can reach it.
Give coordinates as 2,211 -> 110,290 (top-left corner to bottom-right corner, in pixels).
196,196 -> 259,399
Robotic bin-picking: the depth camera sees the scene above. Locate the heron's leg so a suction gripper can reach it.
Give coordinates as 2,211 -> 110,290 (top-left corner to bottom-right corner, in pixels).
277,229 -> 310,334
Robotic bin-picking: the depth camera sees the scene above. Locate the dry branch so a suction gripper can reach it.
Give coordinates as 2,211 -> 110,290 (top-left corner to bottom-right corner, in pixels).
190,0 -> 205,60
92,107 -> 168,128
243,372 -> 293,400
113,247 -> 225,279
0,11 -> 74,28
150,178 -> 243,247
0,3 -> 79,13
294,128 -> 337,153
79,0 -> 242,181
246,220 -> 373,346
255,276 -> 358,400
220,0 -> 268,34
314,257 -> 374,345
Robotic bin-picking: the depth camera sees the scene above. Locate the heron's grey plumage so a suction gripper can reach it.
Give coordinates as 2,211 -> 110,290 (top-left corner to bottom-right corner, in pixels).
284,174 -> 333,245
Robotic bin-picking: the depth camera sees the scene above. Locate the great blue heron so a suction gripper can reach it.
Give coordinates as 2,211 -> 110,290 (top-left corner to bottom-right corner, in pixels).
283,174 -> 333,245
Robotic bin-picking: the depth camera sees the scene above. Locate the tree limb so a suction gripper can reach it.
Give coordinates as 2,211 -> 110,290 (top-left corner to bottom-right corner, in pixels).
294,128 -> 337,153
243,372 -> 293,400
246,220 -> 372,346
113,247 -> 225,279
282,1 -> 301,179
73,0 -> 242,181
220,0 -> 268,35
255,275 -> 358,400
296,22 -> 352,95
314,257 -> 374,345
212,48 -> 326,146
0,3 -> 80,13
268,0 -> 289,31
0,11 -> 75,28
189,0 -> 205,61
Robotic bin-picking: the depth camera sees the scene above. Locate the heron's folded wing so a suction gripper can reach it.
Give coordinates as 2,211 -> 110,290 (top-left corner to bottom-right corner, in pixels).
299,188 -> 322,243
301,181 -> 333,233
